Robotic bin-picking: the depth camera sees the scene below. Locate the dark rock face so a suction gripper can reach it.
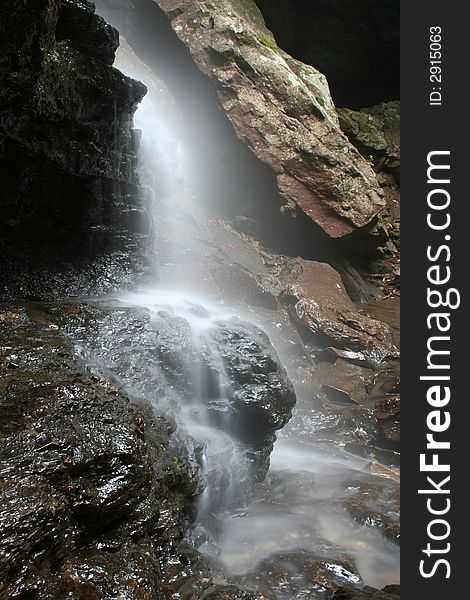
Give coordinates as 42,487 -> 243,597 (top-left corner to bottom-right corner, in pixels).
0,0 -> 148,301
205,318 -> 297,480
333,585 -> 400,600
254,0 -> 400,109
0,307 -> 198,599
237,548 -> 362,599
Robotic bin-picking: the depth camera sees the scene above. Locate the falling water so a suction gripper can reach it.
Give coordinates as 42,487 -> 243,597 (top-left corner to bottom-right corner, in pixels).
118,288 -> 254,520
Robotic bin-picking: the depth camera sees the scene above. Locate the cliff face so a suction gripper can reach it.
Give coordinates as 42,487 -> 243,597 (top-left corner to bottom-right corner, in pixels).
0,0 -> 147,300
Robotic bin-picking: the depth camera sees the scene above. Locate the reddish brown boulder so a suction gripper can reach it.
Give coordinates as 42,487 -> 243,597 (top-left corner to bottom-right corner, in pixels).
280,259 -> 398,366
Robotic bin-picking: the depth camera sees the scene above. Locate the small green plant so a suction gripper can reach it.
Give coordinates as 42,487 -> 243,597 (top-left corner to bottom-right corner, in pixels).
257,34 -> 278,52
315,95 -> 325,108
172,455 -> 182,473
186,18 -> 200,30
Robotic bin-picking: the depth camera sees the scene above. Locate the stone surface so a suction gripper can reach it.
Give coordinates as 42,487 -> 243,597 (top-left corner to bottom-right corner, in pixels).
338,101 -> 400,181
316,360 -> 374,405
343,476 -> 400,545
333,585 -> 400,600
0,306 -> 198,599
55,302 -> 296,482
208,317 -> 297,479
0,0 -> 148,300
279,259 -> 398,366
237,548 -> 362,598
148,0 -> 385,238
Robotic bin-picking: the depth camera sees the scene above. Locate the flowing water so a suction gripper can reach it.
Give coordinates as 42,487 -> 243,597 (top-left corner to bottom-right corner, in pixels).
84,37 -> 401,593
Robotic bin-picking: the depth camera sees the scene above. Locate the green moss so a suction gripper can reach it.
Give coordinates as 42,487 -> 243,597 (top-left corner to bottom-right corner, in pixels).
186,18 -> 200,30
257,34 -> 278,52
315,94 -> 325,108
172,456 -> 182,473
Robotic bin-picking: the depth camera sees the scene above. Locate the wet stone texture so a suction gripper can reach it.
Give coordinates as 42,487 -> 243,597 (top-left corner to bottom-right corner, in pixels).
333,585 -> 400,600
0,0 -> 148,300
275,258 -> 401,472
0,306 -> 199,599
343,476 -> 400,545
55,302 -> 296,483
236,548 -> 363,600
279,259 -> 398,368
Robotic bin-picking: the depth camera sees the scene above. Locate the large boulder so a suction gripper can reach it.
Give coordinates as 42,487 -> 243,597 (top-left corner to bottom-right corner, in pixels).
279,259 -> 398,367
0,0 -> 148,300
203,317 -> 297,479
154,0 -> 384,237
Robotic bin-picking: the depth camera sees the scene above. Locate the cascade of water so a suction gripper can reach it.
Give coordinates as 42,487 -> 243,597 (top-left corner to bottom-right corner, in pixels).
112,41 -> 258,525
118,289 -> 253,520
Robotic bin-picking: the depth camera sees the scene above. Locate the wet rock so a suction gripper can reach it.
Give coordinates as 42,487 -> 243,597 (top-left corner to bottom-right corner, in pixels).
0,475 -> 72,597
207,318 -> 296,478
150,0 -> 384,238
211,263 -> 279,310
56,545 -> 163,599
343,476 -> 400,545
343,443 -> 400,468
318,347 -> 371,368
56,303 -> 296,483
280,259 -> 398,367
0,306 -> 197,598
317,408 -> 382,450
199,586 -> 258,599
57,0 -> 120,65
159,541 -> 260,599
0,0 -> 148,300
333,585 -> 400,600
237,548 -> 362,599
316,360 -> 374,405
375,397 -> 400,421
338,102 -> 400,182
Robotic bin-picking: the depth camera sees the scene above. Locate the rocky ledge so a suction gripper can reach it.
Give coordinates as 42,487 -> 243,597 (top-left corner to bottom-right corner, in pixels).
0,306 -> 200,598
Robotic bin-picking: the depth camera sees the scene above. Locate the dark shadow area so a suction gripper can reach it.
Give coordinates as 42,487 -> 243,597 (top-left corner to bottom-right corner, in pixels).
254,0 -> 400,108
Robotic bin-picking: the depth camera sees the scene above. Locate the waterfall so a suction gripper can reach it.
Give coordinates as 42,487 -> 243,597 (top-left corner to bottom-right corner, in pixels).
82,25 -> 400,593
